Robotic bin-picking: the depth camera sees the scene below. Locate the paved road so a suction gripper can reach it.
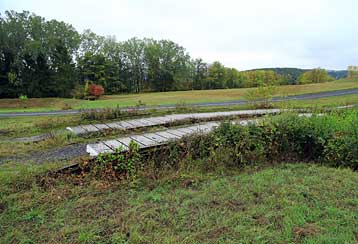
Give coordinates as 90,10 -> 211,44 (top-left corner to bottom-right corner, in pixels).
0,88 -> 357,118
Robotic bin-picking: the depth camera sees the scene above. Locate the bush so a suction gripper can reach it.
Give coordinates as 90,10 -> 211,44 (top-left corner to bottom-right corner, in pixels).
93,141 -> 142,179
324,134 -> 358,169
71,84 -> 86,99
154,111 -> 356,170
244,84 -> 277,109
89,84 -> 104,99
72,83 -> 105,100
61,103 -> 72,110
298,68 -> 335,84
209,111 -> 358,168
80,106 -> 122,121
18,94 -> 28,108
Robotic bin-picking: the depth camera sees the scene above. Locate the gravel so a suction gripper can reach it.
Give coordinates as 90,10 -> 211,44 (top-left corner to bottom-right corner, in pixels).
0,143 -> 87,165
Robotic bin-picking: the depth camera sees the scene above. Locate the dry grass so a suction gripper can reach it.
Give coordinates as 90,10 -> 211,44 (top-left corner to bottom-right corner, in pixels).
0,79 -> 357,112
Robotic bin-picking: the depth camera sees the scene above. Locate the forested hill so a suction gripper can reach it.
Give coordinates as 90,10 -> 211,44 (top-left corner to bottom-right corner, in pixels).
327,70 -> 348,80
0,10 -> 346,98
249,68 -> 347,84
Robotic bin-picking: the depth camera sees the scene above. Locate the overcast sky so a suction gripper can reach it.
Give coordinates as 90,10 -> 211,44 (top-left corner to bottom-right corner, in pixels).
1,0 -> 357,70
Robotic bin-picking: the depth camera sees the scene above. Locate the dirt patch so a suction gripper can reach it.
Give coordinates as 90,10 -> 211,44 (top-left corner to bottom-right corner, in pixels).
181,179 -> 195,188
226,199 -> 246,211
293,223 -> 319,241
253,191 -> 264,204
206,226 -> 230,239
252,214 -> 267,225
0,202 -> 6,213
0,129 -> 12,137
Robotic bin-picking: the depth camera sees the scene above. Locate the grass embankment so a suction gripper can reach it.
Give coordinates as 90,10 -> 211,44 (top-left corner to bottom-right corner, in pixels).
1,111 -> 358,243
0,163 -> 357,243
0,79 -> 357,113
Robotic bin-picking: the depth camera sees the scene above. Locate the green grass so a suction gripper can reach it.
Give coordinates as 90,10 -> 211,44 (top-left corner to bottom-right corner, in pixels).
0,115 -> 82,139
0,79 -> 357,113
276,93 -> 358,109
1,163 -> 357,243
1,93 -> 358,139
1,94 -> 357,159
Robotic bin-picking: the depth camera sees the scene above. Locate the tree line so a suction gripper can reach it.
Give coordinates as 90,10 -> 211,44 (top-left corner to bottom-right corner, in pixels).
0,10 -> 337,98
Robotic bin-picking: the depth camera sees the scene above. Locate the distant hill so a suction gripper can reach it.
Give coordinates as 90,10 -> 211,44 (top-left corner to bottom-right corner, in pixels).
327,70 -> 348,79
247,68 -> 347,84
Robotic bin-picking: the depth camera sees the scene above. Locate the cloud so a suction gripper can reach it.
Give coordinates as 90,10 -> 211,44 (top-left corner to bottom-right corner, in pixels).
1,0 -> 358,69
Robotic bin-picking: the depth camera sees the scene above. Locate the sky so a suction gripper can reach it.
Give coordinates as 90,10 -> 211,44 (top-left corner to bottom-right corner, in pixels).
1,0 -> 358,70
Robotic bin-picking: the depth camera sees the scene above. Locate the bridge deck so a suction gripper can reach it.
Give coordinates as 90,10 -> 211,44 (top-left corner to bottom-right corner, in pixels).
86,120 -> 257,156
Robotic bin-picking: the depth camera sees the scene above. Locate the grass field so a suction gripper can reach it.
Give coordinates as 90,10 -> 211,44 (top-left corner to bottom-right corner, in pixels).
1,163 -> 357,243
1,93 -> 357,139
0,79 -> 357,113
0,93 -> 356,160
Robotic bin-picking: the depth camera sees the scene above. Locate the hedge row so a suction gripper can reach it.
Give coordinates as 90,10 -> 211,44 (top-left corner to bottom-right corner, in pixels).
151,110 -> 358,170
91,110 -> 358,179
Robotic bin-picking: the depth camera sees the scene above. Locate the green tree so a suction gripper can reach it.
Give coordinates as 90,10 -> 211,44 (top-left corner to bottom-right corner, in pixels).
298,68 -> 334,84
206,61 -> 226,89
225,67 -> 240,88
244,82 -> 277,108
0,10 -> 79,98
1,9 -> 302,98
192,58 -> 208,90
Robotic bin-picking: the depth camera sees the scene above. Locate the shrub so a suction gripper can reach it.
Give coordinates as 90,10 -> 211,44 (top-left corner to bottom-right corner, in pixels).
136,100 -> 146,108
174,100 -> 195,113
89,84 -> 104,99
324,133 -> 358,169
212,122 -> 272,165
71,84 -> 86,99
80,105 -> 151,121
244,83 -> 277,109
71,83 -> 104,100
80,107 -> 122,121
18,94 -> 28,108
61,103 -> 72,110
94,141 -> 142,179
298,68 -> 335,84
210,111 -> 358,168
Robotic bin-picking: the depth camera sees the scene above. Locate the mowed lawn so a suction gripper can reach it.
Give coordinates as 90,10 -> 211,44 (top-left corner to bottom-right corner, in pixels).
1,163 -> 358,243
0,79 -> 357,112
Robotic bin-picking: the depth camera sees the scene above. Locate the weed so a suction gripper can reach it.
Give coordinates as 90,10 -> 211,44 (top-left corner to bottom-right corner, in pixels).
18,94 -> 28,108
175,100 -> 194,112
80,106 -> 151,121
24,208 -> 45,225
61,103 -> 73,110
135,100 -> 146,108
78,230 -> 100,244
80,106 -> 123,120
244,83 -> 277,109
93,141 -> 142,179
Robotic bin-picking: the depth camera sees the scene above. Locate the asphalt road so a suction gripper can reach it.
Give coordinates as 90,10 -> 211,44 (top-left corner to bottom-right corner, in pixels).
0,88 -> 357,118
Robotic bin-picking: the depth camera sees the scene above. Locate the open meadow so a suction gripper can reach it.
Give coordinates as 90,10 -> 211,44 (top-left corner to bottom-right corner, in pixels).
0,79 -> 357,113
